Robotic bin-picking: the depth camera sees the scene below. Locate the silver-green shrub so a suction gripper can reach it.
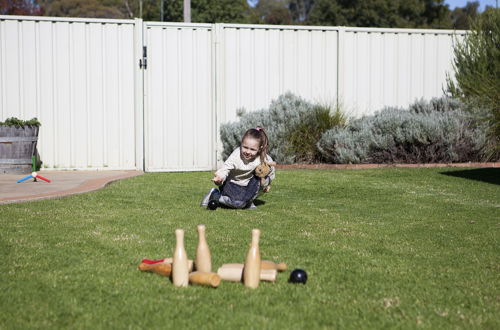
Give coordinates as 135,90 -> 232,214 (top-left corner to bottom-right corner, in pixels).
409,97 -> 462,114
318,97 -> 487,164
220,92 -> 345,164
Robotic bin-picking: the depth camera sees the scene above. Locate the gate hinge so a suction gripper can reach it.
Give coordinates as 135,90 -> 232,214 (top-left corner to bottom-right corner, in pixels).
139,46 -> 147,69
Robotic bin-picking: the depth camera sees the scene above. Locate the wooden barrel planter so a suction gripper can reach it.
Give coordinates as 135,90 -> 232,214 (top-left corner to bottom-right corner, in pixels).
0,125 -> 39,174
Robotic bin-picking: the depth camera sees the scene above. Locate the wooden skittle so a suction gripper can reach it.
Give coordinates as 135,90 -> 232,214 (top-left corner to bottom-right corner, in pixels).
138,262 -> 172,276
195,225 -> 212,273
217,266 -> 244,282
243,229 -> 261,289
260,269 -> 278,282
221,261 -> 287,272
143,258 -> 194,272
261,260 -> 288,272
217,265 -> 277,282
172,229 -> 189,287
189,271 -> 221,288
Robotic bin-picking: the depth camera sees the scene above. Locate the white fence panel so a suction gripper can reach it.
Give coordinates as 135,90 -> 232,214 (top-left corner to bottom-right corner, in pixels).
219,24 -> 339,123
0,16 -> 137,170
340,28 -> 462,116
143,22 -> 215,171
218,24 -> 463,124
1,16 -> 466,172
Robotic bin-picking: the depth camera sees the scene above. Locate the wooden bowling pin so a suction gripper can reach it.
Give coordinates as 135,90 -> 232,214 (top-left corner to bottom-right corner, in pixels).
243,229 -> 261,288
189,271 -> 221,288
138,262 -> 172,276
172,229 -> 189,287
223,261 -> 287,272
261,260 -> 288,272
217,264 -> 277,282
195,225 -> 212,273
260,269 -> 278,282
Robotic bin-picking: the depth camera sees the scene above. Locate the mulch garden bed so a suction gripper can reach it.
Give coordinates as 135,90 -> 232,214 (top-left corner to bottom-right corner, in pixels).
276,162 -> 500,170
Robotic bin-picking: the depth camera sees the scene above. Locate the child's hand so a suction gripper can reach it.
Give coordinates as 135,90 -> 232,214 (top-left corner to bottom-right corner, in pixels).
263,185 -> 271,193
212,175 -> 224,186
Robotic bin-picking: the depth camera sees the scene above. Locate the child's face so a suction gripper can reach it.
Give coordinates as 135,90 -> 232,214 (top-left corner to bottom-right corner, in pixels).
240,137 -> 261,162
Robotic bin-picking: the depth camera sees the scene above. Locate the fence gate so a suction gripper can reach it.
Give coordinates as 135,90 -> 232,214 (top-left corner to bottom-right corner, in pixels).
143,22 -> 216,172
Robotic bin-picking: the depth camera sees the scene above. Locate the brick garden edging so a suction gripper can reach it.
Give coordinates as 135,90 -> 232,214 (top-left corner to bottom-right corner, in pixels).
276,162 -> 500,170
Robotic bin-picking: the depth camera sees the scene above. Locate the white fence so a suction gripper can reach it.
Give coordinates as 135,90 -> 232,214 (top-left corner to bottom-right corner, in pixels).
143,22 -> 215,171
0,16 -> 139,170
218,24 -> 462,121
340,27 -> 458,115
0,15 -> 465,171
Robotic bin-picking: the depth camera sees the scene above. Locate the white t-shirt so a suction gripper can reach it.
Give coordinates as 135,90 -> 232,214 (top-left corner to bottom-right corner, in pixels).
215,147 -> 276,186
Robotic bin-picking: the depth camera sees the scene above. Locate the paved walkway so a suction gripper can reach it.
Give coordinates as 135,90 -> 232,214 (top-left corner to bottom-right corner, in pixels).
0,170 -> 143,205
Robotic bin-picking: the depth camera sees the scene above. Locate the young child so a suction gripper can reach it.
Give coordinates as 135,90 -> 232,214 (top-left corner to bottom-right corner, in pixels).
201,127 -> 275,210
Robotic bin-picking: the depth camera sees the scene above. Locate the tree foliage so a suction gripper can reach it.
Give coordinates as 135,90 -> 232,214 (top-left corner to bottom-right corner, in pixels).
450,1 -> 480,29
307,0 -> 452,28
162,0 -> 251,23
6,0 -> 486,30
447,9 -> 500,159
250,0 -> 292,25
307,0 -> 346,26
288,0 -> 314,22
0,0 -> 43,15
46,0 -> 123,18
38,0 -> 160,20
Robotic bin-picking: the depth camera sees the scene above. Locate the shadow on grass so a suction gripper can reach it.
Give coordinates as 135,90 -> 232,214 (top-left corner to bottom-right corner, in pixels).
441,168 -> 500,185
216,199 -> 266,210
253,199 -> 266,206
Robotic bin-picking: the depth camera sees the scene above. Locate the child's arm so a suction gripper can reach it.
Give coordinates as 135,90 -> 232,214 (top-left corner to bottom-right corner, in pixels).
212,148 -> 239,185
212,175 -> 224,186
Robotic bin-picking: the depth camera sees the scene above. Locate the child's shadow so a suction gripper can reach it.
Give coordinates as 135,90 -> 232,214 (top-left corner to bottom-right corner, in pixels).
253,199 -> 266,206
217,199 -> 266,209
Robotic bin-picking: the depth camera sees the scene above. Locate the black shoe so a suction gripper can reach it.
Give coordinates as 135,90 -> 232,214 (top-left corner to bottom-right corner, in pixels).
200,188 -> 218,207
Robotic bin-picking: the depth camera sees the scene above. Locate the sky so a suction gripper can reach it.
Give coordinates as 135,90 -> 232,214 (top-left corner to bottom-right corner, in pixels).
247,1 -> 498,11
444,0 -> 496,11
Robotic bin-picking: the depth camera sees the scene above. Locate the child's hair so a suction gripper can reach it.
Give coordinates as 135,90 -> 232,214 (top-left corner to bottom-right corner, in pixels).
241,127 -> 269,162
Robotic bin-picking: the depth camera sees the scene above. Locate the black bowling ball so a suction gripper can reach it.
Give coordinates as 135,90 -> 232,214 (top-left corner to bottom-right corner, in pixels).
208,200 -> 218,210
289,269 -> 307,284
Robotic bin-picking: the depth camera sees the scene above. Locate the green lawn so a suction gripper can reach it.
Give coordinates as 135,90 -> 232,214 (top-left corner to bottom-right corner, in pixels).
1,168 -> 499,329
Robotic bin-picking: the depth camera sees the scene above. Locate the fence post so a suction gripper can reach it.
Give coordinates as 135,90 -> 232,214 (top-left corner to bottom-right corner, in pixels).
134,18 -> 145,171
213,23 -> 225,168
337,26 -> 345,110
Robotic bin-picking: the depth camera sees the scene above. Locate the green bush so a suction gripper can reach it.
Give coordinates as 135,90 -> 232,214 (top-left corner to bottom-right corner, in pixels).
287,104 -> 346,163
446,9 -> 500,159
0,117 -> 41,128
317,97 -> 488,164
220,93 -> 346,164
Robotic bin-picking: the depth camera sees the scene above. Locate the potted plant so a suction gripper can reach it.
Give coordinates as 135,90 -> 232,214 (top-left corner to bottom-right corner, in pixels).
0,117 -> 41,174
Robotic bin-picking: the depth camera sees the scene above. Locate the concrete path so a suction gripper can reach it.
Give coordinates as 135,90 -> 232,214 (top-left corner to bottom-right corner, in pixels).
0,170 -> 143,205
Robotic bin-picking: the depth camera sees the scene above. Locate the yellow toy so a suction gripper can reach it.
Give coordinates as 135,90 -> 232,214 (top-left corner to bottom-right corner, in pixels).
254,161 -> 276,186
